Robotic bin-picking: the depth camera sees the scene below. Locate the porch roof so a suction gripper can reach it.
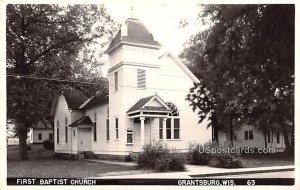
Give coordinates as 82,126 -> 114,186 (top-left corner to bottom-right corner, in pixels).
126,95 -> 171,114
69,116 -> 93,128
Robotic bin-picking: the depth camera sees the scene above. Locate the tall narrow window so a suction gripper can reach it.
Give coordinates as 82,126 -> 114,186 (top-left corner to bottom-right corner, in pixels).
38,133 -> 42,140
244,131 -> 249,140
115,118 -> 119,139
249,130 -> 253,140
106,119 -> 110,140
49,133 -> 53,141
93,112 -> 97,141
166,118 -> 171,139
159,119 -> 163,139
65,117 -> 68,143
166,102 -> 180,140
277,132 -> 280,143
137,69 -> 146,88
174,119 -> 180,139
56,120 -> 60,144
106,107 -> 109,140
114,71 -> 118,91
127,130 -> 133,144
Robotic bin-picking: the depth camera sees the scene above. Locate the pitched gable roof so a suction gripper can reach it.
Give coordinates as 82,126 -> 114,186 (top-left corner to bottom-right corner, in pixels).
127,95 -> 170,113
50,88 -> 92,116
159,50 -> 200,83
64,91 -> 89,110
69,116 -> 93,128
79,90 -> 108,110
127,95 -> 154,113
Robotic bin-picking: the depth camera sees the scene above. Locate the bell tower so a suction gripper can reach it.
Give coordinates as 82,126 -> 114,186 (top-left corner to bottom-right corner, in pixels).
104,7 -> 161,151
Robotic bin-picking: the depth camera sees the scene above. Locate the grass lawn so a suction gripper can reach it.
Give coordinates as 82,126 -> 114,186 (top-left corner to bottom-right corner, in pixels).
7,144 -> 144,178
239,153 -> 294,168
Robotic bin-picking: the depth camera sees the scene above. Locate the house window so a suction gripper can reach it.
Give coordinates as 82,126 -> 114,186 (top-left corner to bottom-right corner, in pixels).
166,118 -> 171,139
114,71 -> 118,91
267,130 -> 271,143
137,69 -> 146,88
106,119 -> 110,141
244,131 -> 248,140
56,120 -> 59,143
167,102 -> 180,140
127,130 -> 133,144
174,119 -> 180,139
73,129 -> 76,137
38,133 -> 42,140
93,112 -> 97,141
249,130 -> 253,140
49,133 -> 53,141
159,119 -> 163,139
244,130 -> 253,140
115,118 -> 119,139
65,117 -> 68,143
277,132 -> 280,143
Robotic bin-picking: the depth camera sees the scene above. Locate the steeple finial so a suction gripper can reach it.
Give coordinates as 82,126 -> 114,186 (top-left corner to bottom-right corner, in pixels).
130,6 -> 136,19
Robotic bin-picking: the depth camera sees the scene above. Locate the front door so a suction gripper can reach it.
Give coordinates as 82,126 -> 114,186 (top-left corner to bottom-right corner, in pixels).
78,128 -> 91,151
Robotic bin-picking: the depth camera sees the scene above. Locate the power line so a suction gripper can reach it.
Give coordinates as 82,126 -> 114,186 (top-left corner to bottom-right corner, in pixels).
6,74 -> 101,85
6,74 -> 191,92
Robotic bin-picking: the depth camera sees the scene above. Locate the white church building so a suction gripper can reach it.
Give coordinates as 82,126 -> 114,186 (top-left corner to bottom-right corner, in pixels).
51,12 -> 211,160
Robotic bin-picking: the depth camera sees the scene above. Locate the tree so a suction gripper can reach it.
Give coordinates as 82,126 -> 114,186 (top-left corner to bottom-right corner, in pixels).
181,4 -> 294,154
6,4 -> 118,160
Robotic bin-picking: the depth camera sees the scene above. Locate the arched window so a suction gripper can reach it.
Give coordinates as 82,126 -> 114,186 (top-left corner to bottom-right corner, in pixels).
56,120 -> 60,144
65,117 -> 68,143
166,102 -> 179,116
165,102 -> 180,139
106,106 -> 109,141
93,112 -> 97,141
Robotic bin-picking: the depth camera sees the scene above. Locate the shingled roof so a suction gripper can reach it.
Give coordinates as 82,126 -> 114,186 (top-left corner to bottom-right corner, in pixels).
69,116 -> 93,128
79,90 -> 109,109
127,95 -> 154,113
127,95 -> 171,113
105,17 -> 161,54
64,91 -> 89,110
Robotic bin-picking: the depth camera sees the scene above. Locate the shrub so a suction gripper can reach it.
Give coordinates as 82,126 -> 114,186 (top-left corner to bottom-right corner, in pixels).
43,140 -> 54,150
137,142 -> 185,172
209,153 -> 242,168
186,142 -> 216,165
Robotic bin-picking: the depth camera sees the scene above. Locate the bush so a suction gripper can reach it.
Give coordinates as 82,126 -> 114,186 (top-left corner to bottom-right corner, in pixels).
186,142 -> 216,165
43,140 -> 54,150
209,153 -> 242,168
137,142 -> 185,172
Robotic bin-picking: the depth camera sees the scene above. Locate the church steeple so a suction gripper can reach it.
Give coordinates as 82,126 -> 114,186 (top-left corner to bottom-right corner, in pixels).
104,6 -> 161,55
129,6 -> 136,19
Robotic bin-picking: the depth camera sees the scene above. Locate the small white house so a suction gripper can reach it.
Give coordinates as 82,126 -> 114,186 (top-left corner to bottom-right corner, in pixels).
50,13 -> 212,160
28,122 -> 53,144
217,123 -> 293,153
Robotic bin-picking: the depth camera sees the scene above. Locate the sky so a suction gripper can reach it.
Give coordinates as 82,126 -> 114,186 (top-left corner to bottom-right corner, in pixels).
104,0 -> 204,54
99,0 -> 207,76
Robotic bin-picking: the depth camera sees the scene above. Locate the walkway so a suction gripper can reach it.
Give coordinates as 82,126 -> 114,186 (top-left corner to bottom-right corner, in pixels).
85,159 -> 294,179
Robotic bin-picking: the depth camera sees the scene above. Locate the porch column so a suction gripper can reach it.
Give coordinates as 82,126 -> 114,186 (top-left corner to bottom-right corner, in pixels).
163,118 -> 167,143
140,117 -> 145,148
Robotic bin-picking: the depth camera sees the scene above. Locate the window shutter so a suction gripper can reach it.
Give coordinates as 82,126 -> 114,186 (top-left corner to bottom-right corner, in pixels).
137,69 -> 146,88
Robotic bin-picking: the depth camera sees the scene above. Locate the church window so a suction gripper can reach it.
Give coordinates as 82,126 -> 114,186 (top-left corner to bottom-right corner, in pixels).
137,69 -> 146,88
114,71 -> 118,91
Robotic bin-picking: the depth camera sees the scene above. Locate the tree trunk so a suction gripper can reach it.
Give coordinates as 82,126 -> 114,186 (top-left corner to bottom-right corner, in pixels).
18,124 -> 28,160
281,124 -> 292,156
263,130 -> 267,148
229,116 -> 233,145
